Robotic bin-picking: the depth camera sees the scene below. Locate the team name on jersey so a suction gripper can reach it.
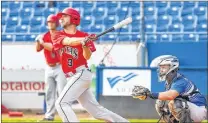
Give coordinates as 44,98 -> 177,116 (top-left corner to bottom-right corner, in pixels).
58,46 -> 78,59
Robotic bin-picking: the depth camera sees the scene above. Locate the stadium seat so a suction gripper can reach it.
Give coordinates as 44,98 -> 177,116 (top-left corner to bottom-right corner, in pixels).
102,34 -> 116,42
171,34 -> 182,41
146,34 -> 158,42
144,7 -> 155,15
2,25 -> 5,33
2,35 -> 13,42
170,2 -> 182,7
118,35 -> 131,41
156,1 -> 168,8
7,17 -> 19,27
57,1 -> 70,8
181,8 -> 193,16
22,2 -> 34,8
82,1 -> 94,8
172,17 -> 181,24
198,1 -> 208,7
106,1 -> 118,8
30,27 -> 41,33
182,15 -> 195,26
196,24 -> 207,32
34,1 -> 46,8
117,7 -> 129,17
15,35 -> 25,41
20,8 -> 32,18
183,2 -> 196,8
129,1 -> 140,8
15,25 -> 28,33
9,2 -> 21,10
5,26 -> 15,33
81,26 -> 91,32
197,16 -> 207,24
94,18 -> 103,25
183,34 -> 196,42
157,8 -> 167,16
144,16 -> 156,25
25,35 -> 37,42
91,25 -> 104,33
157,15 -> 169,25
183,24 -> 195,32
2,18 -> 6,25
9,9 -> 19,17
72,1 -> 81,8
95,1 -> 106,7
80,16 -> 93,27
168,7 -> 180,16
34,8 -> 45,17
93,7 -> 106,18
44,8 -> 57,17
194,7 -> 206,16
83,7 -> 93,16
145,24 -> 155,32
2,1 -> 9,8
120,25 -> 130,33
198,34 -> 207,42
30,17 -> 44,27
40,26 -> 48,33
2,8 -> 8,17
121,1 -> 131,8
157,24 -> 168,32
104,16 -> 117,26
161,34 -> 170,42
132,25 -> 140,32
144,2 -> 154,8
132,15 -> 141,25
21,17 -> 30,25
131,34 -> 141,41
169,24 -> 182,32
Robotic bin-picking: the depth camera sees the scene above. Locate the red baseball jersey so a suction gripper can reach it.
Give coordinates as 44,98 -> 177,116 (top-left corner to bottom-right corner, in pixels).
37,32 -> 60,64
51,30 -> 96,74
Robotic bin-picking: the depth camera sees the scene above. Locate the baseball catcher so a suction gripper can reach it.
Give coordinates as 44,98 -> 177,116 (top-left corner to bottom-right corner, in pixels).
132,55 -> 207,123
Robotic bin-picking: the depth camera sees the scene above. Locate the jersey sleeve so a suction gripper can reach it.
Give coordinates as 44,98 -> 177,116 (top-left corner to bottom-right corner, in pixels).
85,41 -> 96,52
170,80 -> 186,95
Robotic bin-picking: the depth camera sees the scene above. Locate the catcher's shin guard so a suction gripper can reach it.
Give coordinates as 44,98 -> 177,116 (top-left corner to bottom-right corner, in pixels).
168,99 -> 193,123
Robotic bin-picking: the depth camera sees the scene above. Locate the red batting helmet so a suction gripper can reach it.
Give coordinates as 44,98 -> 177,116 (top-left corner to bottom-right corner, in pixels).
57,7 -> 80,26
47,14 -> 59,26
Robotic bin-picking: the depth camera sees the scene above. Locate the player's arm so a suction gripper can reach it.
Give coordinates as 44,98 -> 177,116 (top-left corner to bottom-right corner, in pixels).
40,42 -> 53,51
158,90 -> 179,100
62,37 -> 85,46
82,45 -> 92,60
36,41 -> 44,52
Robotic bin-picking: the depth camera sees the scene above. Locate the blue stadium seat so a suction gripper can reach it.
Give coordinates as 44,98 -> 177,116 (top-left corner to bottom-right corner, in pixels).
144,7 -> 155,15
156,1 -> 168,8
181,8 -> 193,16
9,2 -> 21,10
23,2 -> 34,8
25,35 -> 37,41
131,7 -> 140,16
34,1 -> 46,8
183,34 -> 196,42
2,35 -> 13,42
40,26 -> 48,33
130,1 -> 140,8
120,25 -> 129,33
144,16 -> 156,24
144,2 -> 154,8
106,1 -> 118,8
20,8 -> 32,18
157,15 -> 169,25
15,35 -> 25,41
198,34 -> 207,42
172,17 -> 181,24
182,15 -> 195,26
82,1 -> 94,8
171,34 -> 182,41
34,8 -> 45,17
72,1 -> 81,8
2,18 -> 6,25
107,7 -> 117,15
7,17 -> 19,27
2,2 -> 9,8
95,1 -> 106,7
80,16 -> 93,28
196,24 -> 207,32
132,25 -> 140,32
93,7 -> 106,18
30,17 -> 43,27
2,26 -> 5,33
132,15 -> 141,25
2,8 -> 8,17
131,34 -> 140,41
170,2 -> 182,7
184,24 -> 195,32
168,7 -> 180,16
198,1 -> 208,7
169,24 -> 182,32
91,25 -> 104,33
81,26 -> 91,32
161,34 -> 170,42
102,34 -> 116,41
83,7 -> 93,16
44,8 -> 57,17
183,2 -> 196,8
9,9 -> 19,17
57,1 -> 69,8
94,18 -> 103,25
194,7 -> 206,16
118,35 -> 131,41
197,16 -> 207,24
104,16 -> 117,26
157,24 -> 168,32
117,7 -> 129,17
120,2 -> 130,7
30,27 -> 41,33
5,26 -> 15,33
21,17 -> 30,25
146,34 -> 158,42
145,24 -> 155,32
157,8 -> 167,16
16,25 -> 28,33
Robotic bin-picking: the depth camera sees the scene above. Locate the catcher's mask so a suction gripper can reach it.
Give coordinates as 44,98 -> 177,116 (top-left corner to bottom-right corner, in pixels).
150,55 -> 179,82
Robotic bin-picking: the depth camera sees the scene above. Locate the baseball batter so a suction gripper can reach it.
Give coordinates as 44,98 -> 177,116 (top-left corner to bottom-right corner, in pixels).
50,8 -> 129,122
35,14 -> 67,121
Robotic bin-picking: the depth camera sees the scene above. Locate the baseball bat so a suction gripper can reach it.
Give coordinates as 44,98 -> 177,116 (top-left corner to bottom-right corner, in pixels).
96,17 -> 133,38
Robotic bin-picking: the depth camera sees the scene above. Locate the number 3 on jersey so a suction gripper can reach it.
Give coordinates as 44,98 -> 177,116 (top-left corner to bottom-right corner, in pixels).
68,58 -> 73,67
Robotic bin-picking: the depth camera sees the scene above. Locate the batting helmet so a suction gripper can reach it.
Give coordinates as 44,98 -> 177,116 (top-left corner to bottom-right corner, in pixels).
57,7 -> 80,26
47,14 -> 59,26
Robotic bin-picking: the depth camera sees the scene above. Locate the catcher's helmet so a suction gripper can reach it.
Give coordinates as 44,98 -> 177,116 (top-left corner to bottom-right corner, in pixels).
47,14 -> 59,26
57,7 -> 80,26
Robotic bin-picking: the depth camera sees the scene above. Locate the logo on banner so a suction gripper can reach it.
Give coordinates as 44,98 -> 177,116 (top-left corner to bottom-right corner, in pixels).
107,72 -> 138,88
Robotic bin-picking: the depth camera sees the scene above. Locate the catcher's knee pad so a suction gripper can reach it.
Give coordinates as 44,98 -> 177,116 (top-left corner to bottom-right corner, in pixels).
168,99 -> 192,123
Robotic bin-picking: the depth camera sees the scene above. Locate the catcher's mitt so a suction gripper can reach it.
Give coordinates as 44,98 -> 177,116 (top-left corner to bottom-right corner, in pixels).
131,85 -> 151,100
